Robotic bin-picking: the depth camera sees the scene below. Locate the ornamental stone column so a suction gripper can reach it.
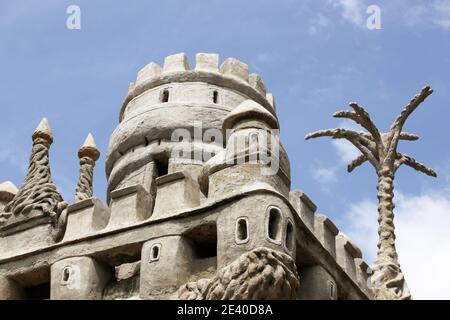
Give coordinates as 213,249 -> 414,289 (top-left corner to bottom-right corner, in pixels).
75,133 -> 100,202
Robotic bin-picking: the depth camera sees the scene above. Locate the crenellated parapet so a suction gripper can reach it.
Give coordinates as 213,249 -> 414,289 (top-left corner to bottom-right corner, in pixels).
289,189 -> 373,299
121,53 -> 275,123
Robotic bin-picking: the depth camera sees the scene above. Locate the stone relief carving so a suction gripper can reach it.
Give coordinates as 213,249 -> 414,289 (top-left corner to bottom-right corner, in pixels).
177,247 -> 300,300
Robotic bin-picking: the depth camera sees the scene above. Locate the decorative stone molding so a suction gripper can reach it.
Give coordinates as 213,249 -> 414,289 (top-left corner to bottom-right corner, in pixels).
177,247 -> 300,300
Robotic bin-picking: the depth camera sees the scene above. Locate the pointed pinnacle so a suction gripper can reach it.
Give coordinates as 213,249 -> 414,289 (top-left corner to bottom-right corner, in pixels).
78,133 -> 100,161
83,133 -> 97,149
32,118 -> 53,143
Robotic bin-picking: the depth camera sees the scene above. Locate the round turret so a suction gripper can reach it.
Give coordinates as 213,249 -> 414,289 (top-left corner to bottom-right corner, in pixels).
106,53 -> 278,196
199,100 -> 291,199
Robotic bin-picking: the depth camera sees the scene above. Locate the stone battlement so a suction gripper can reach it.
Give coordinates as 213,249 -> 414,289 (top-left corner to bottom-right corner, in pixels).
289,189 -> 372,299
120,53 -> 275,122
0,179 -> 371,300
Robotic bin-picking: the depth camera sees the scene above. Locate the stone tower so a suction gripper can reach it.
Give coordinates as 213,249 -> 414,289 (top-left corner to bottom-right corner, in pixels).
0,53 -> 372,300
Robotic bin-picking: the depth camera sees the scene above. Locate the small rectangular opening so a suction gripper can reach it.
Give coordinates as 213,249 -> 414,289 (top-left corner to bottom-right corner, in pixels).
61,266 -> 72,284
154,158 -> 169,177
329,281 -> 335,300
194,235 -> 217,259
212,90 -> 219,104
161,89 -> 170,103
184,223 -> 218,280
23,282 -> 50,300
285,220 -> 294,251
103,259 -> 141,300
149,244 -> 161,262
236,217 -> 249,244
185,223 -> 217,260
267,207 -> 282,243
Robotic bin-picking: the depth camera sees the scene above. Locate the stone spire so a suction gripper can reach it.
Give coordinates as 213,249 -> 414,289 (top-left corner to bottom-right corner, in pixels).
32,118 -> 53,145
1,118 -> 67,233
75,133 -> 100,202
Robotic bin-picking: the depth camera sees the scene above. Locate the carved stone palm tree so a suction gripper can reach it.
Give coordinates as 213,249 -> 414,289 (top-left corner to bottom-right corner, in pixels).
305,86 -> 437,300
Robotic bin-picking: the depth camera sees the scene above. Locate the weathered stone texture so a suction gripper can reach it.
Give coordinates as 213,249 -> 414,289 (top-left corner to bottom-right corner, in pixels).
0,53 -> 372,301
50,257 -> 110,300
298,265 -> 337,300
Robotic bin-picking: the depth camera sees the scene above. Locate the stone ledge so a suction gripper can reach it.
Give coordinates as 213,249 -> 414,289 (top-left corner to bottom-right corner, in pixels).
0,213 -> 54,237
298,191 -> 317,213
344,239 -> 363,259
155,171 -> 186,186
68,197 -> 99,212
110,184 -> 148,200
321,215 -> 339,235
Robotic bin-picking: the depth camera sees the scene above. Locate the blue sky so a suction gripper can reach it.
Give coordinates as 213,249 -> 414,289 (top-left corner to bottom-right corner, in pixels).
1,0 -> 449,299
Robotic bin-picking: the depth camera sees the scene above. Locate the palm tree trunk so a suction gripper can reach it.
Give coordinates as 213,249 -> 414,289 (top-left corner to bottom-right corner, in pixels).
376,169 -> 398,263
371,167 -> 411,300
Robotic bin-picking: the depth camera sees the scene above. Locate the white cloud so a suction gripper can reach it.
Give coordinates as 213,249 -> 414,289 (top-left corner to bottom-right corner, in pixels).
332,140 -> 360,163
310,120 -> 365,187
433,0 -> 450,28
308,14 -> 330,35
403,5 -> 427,27
312,166 -> 338,184
326,0 -> 450,31
329,0 -> 365,27
331,120 -> 362,164
0,2 -> 59,28
403,0 -> 450,30
318,13 -> 330,27
435,18 -> 450,28
341,188 -> 450,299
